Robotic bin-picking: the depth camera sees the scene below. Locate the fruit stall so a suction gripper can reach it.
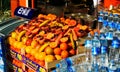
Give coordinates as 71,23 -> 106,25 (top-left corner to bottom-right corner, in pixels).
5,11 -> 96,72
0,0 -> 120,72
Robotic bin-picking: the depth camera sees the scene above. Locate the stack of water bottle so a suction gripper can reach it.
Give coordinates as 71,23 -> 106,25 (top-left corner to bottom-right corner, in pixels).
0,36 -> 6,72
52,11 -> 120,72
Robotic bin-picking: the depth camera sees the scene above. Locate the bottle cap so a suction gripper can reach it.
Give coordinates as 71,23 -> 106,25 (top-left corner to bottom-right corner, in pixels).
109,13 -> 113,16
65,58 -> 72,66
99,11 -> 103,15
104,12 -> 108,15
100,33 -> 105,39
94,32 -> 99,36
114,14 -> 118,17
56,63 -> 60,68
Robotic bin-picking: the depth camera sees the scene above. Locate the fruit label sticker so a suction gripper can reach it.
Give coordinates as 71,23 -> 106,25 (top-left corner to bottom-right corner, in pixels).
14,6 -> 37,19
16,54 -> 23,61
38,67 -> 46,72
25,57 -> 39,71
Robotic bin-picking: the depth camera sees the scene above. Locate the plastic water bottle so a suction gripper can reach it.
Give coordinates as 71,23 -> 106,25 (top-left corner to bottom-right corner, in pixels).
113,14 -> 119,23
100,20 -> 108,34
99,46 -> 108,72
67,63 -> 87,72
98,11 -> 104,29
0,37 -> 4,72
99,34 -> 108,68
91,47 -> 100,72
109,39 -> 119,62
107,13 -> 113,22
106,22 -> 114,42
114,23 -> 120,40
84,33 -> 92,63
100,33 -> 108,47
103,12 -> 108,21
98,11 -> 104,23
108,60 -> 117,72
65,53 -> 86,66
109,39 -> 120,72
56,59 -> 69,72
92,34 -> 101,48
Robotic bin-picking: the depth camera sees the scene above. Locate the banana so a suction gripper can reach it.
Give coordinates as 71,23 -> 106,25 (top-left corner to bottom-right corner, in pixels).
70,33 -> 75,49
39,20 -> 50,27
17,30 -> 26,41
39,42 -> 49,52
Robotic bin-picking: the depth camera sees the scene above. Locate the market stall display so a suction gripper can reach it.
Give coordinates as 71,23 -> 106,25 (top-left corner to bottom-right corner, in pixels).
5,13 -> 97,72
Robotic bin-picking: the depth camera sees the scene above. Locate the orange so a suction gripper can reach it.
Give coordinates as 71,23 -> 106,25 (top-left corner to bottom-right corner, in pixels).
16,42 -> 24,49
37,52 -> 46,61
69,49 -> 76,55
54,48 -> 62,55
22,36 -> 28,44
25,53 -> 31,58
29,56 -> 35,61
35,45 -> 41,50
13,41 -> 19,48
61,50 -> 69,58
25,46 -> 33,54
38,60 -> 45,67
60,42 -> 68,50
8,37 -> 16,45
11,31 -> 17,39
45,55 -> 55,62
44,46 -> 54,55
31,40 -> 39,48
30,48 -> 37,56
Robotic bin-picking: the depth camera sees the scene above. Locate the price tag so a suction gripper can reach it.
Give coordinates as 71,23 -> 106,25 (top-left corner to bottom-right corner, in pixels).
14,6 -> 38,19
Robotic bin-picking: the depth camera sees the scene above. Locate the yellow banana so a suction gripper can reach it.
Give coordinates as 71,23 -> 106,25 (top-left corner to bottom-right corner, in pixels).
17,30 -> 26,41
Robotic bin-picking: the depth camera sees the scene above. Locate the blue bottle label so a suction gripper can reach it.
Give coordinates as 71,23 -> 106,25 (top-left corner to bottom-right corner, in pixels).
101,46 -> 107,54
106,32 -> 113,40
111,44 -> 119,48
108,22 -> 115,28
91,47 -> 100,55
103,20 -> 108,27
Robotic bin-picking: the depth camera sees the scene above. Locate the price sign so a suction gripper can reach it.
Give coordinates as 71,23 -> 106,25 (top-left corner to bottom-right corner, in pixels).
14,6 -> 38,19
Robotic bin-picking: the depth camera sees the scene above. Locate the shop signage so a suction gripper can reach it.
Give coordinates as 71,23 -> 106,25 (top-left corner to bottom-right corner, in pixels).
14,6 -> 37,19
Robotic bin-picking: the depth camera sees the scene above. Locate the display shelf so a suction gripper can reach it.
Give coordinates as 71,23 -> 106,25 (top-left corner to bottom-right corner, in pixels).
7,48 -> 47,72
